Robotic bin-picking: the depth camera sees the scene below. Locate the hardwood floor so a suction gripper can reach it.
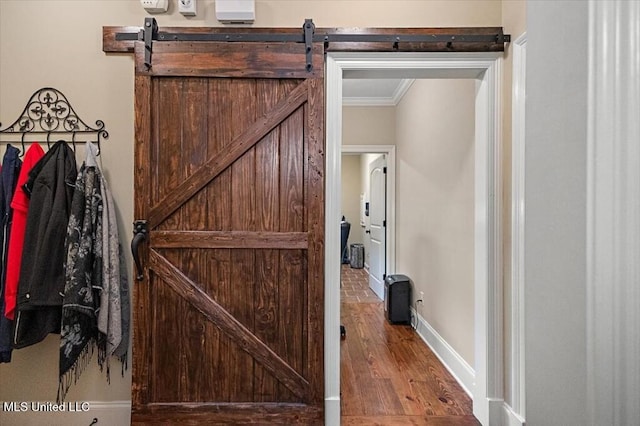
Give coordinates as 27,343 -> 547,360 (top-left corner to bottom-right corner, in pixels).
340,265 -> 479,425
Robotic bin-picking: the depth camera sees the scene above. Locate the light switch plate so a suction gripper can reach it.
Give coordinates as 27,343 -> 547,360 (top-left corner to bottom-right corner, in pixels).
179,0 -> 197,16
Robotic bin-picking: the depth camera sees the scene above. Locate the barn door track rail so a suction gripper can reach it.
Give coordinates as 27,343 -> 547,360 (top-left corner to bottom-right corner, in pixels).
106,18 -> 510,71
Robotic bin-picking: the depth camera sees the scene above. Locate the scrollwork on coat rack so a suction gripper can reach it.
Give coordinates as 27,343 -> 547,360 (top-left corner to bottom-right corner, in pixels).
0,87 -> 109,153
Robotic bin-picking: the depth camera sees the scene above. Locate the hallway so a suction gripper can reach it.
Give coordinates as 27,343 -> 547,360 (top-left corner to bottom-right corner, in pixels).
340,265 -> 479,425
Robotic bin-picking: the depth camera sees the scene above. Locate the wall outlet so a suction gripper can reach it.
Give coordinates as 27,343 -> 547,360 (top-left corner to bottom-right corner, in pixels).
140,0 -> 168,14
179,0 -> 197,16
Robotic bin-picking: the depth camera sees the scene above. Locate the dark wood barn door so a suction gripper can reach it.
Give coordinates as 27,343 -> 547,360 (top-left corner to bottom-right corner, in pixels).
131,40 -> 324,424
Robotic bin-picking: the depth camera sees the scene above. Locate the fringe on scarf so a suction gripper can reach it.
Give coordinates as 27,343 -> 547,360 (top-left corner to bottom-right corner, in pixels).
57,340 -> 95,404
119,352 -> 128,377
57,335 -> 129,403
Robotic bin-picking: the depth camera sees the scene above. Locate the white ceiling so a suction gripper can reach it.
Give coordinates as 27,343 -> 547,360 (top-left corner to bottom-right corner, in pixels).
342,78 -> 414,106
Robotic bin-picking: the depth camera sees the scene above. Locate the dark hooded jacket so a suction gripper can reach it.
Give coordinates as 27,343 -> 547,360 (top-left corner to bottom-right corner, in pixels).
13,141 -> 76,348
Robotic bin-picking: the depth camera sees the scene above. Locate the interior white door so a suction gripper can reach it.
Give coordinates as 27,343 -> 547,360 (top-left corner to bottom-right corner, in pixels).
368,155 -> 386,299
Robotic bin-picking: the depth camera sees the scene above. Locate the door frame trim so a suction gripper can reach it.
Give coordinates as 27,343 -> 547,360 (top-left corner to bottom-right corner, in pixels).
325,52 -> 504,426
509,32 -> 527,425
342,145 -> 396,297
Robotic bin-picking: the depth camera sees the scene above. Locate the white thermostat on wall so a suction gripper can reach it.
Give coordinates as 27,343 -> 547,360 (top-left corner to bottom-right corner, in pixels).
140,0 -> 169,14
216,0 -> 255,24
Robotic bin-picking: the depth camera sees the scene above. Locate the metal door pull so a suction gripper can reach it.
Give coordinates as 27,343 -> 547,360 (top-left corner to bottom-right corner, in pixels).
131,220 -> 148,280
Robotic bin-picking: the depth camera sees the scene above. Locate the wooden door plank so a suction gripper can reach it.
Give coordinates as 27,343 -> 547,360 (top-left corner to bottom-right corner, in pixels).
279,82 -> 305,233
228,79 -> 257,401
132,74 -> 152,409
255,80 -> 281,235
154,79 -> 189,401
206,79 -> 234,402
277,84 -> 306,400
254,79 -> 282,402
148,80 -> 308,228
228,248 -> 255,402
131,402 -> 322,425
305,77 -> 325,404
206,248 -> 233,401
179,79 -> 218,401
155,78 -> 183,231
207,79 -> 233,232
151,230 -> 308,249
149,249 -> 310,400
254,248 -> 280,401
181,250 -> 218,401
135,42 -> 324,79
178,78 -> 209,230
153,250 -> 182,402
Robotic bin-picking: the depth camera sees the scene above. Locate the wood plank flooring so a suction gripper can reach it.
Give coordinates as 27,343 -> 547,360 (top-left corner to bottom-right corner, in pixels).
340,265 -> 479,425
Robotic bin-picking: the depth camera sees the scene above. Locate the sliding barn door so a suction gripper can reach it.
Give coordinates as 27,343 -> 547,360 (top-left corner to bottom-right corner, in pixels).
132,40 -> 324,424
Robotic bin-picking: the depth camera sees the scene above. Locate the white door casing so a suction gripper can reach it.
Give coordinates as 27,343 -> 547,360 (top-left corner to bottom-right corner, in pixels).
509,32 -> 527,426
368,155 -> 387,299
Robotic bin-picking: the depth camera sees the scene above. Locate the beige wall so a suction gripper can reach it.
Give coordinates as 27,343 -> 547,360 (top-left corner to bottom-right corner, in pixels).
343,107 -> 396,146
0,2 -> 139,408
341,154 -> 363,247
0,0 -> 504,416
396,79 -> 476,365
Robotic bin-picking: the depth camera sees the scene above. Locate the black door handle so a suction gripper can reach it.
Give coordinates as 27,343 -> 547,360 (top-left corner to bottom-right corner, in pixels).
365,229 -> 371,234
131,220 -> 148,281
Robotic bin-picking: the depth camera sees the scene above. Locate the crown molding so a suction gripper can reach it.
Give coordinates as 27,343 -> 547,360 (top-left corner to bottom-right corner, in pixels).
343,79 -> 415,106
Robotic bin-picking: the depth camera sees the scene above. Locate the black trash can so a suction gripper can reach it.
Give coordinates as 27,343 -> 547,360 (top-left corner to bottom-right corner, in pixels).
340,219 -> 351,264
384,274 -> 411,324
349,243 -> 364,269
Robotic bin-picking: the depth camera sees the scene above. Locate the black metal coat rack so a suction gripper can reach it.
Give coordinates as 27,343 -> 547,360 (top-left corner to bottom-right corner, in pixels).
0,87 -> 109,155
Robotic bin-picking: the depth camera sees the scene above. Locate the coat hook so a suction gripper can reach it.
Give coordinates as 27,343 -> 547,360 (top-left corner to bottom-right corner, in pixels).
20,132 -> 27,157
71,131 -> 77,154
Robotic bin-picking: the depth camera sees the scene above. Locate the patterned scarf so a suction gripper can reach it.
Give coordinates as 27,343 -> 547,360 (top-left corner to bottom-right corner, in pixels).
58,161 -> 103,402
58,143 -> 129,402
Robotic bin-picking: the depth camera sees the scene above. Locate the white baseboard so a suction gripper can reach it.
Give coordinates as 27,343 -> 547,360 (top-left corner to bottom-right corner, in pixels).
502,401 -> 526,426
410,307 -> 475,398
0,400 -> 131,426
325,396 -> 340,426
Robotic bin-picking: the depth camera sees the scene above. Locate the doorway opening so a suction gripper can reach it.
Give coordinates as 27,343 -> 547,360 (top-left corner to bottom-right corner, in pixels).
341,147 -> 396,300
325,52 -> 504,426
